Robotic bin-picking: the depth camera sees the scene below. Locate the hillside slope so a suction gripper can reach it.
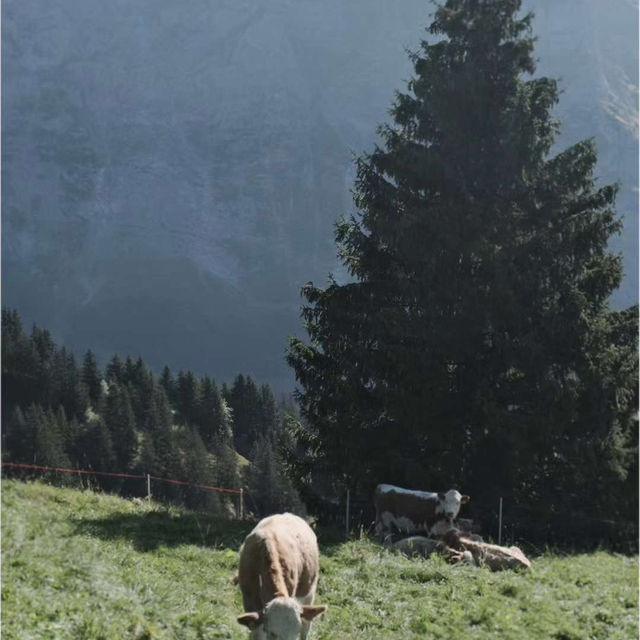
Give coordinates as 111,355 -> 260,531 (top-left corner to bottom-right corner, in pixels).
2,480 -> 638,639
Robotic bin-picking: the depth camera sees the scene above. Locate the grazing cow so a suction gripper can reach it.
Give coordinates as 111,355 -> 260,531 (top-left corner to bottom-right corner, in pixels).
236,513 -> 327,640
374,484 -> 470,539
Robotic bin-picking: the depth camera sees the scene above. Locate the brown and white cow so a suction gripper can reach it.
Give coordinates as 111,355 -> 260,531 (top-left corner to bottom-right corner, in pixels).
374,483 -> 470,540
236,513 -> 327,640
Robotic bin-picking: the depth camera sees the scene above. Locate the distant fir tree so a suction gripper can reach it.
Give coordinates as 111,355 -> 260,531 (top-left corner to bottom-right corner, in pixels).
213,431 -> 241,493
2,310 -> 40,413
78,415 -> 116,473
4,406 -> 35,463
105,355 -> 124,384
126,357 -> 155,429
82,349 -> 103,407
229,374 -> 266,458
36,407 -> 71,470
159,365 -> 177,405
148,386 -> 182,501
246,437 -> 305,517
197,376 -> 225,448
287,0 -> 637,532
179,427 -> 217,509
50,348 -> 89,420
103,382 -> 138,471
176,370 -> 199,427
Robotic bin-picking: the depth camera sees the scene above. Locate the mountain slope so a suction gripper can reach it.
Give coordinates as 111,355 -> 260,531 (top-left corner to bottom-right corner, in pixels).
2,0 -> 637,388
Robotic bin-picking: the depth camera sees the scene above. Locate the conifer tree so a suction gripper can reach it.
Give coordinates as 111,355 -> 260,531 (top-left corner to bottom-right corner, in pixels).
79,416 -> 116,473
180,427 -> 216,509
247,437 -> 305,517
82,349 -> 103,407
127,357 -> 155,429
148,386 -> 182,498
105,355 -> 124,384
213,432 -> 241,493
159,365 -> 177,405
36,408 -> 71,471
229,374 -> 265,458
4,406 -> 34,462
2,311 -> 40,413
287,0 -> 637,528
103,382 -> 138,471
176,370 -> 199,427
197,376 -> 224,448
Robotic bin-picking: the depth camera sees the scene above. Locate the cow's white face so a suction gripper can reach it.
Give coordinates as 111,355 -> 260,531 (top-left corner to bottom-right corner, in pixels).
436,490 -> 470,520
238,597 -> 327,640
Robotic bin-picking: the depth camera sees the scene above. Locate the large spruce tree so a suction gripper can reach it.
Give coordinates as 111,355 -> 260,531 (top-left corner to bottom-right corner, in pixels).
287,0 -> 637,533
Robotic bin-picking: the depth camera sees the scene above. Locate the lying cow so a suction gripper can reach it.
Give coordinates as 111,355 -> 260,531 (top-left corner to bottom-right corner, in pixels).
441,529 -> 531,571
374,483 -> 470,540
236,513 -> 328,640
389,535 -> 476,565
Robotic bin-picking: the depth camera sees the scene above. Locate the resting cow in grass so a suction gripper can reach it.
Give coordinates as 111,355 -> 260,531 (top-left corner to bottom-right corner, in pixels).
236,513 -> 327,640
374,483 -> 470,540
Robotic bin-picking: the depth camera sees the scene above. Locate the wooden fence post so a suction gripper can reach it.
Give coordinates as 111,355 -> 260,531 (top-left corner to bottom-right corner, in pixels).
345,489 -> 350,539
498,497 -> 503,545
239,488 -> 244,520
147,474 -> 151,501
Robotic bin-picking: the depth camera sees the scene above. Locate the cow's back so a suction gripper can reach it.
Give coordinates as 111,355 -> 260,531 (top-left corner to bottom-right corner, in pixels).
238,513 -> 319,608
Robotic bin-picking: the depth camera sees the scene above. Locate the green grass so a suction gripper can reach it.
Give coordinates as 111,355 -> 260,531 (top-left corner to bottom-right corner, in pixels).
2,480 -> 638,640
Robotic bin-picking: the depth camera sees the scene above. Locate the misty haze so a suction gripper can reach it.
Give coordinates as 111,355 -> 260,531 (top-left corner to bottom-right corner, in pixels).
2,0 -> 638,390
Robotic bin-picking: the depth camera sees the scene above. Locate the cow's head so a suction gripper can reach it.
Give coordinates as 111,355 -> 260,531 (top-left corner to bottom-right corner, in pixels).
436,489 -> 470,520
237,596 -> 327,640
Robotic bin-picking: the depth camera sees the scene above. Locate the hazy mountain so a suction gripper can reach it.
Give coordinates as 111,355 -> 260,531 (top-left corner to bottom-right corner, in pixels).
2,0 -> 637,390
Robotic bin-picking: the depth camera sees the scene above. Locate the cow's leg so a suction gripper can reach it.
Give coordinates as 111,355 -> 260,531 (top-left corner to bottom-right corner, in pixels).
298,586 -> 316,640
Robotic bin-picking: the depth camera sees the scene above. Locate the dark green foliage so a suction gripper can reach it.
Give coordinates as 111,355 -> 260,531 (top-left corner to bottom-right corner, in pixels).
246,436 -> 305,518
36,407 -> 72,470
78,416 -> 116,473
179,426 -> 217,509
287,0 -> 637,543
103,382 -> 138,471
213,435 -> 241,497
176,370 -> 199,427
197,376 -> 225,448
81,350 -> 103,407
126,357 -> 155,429
229,374 -> 273,458
1,309 -> 300,517
159,365 -> 177,405
4,406 -> 37,463
105,355 -> 124,384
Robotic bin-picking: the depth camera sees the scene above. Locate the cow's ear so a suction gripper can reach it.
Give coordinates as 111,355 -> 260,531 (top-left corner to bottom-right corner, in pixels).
301,605 -> 328,621
237,612 -> 262,629
437,492 -> 446,501
461,495 -> 470,504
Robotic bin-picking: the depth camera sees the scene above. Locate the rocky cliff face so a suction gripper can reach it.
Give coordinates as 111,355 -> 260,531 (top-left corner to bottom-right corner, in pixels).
2,0 -> 637,389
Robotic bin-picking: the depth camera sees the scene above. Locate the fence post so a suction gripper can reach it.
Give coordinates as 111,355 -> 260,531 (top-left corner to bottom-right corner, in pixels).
345,489 -> 350,539
147,474 -> 152,501
239,488 -> 244,520
498,497 -> 503,545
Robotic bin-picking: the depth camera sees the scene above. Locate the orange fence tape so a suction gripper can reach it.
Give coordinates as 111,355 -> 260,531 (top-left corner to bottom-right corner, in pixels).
2,462 -> 241,494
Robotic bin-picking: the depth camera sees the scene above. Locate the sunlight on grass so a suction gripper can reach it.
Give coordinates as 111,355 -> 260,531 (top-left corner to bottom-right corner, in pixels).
2,480 -> 638,639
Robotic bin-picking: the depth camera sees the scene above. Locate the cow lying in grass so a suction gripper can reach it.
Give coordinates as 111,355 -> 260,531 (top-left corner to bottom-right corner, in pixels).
441,529 -> 531,571
389,530 -> 531,571
236,513 -> 327,640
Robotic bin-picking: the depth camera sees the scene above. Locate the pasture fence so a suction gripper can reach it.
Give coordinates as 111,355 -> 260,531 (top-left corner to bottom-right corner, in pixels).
1,461 -> 244,518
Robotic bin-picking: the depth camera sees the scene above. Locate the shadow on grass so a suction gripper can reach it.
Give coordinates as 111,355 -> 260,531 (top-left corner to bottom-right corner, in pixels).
73,509 -> 255,552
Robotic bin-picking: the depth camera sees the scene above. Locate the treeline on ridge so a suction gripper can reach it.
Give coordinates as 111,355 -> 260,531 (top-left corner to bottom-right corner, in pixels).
1,308 -> 303,517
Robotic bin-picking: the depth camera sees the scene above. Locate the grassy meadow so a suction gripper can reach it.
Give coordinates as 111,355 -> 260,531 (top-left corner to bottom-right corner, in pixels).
2,479 -> 638,640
